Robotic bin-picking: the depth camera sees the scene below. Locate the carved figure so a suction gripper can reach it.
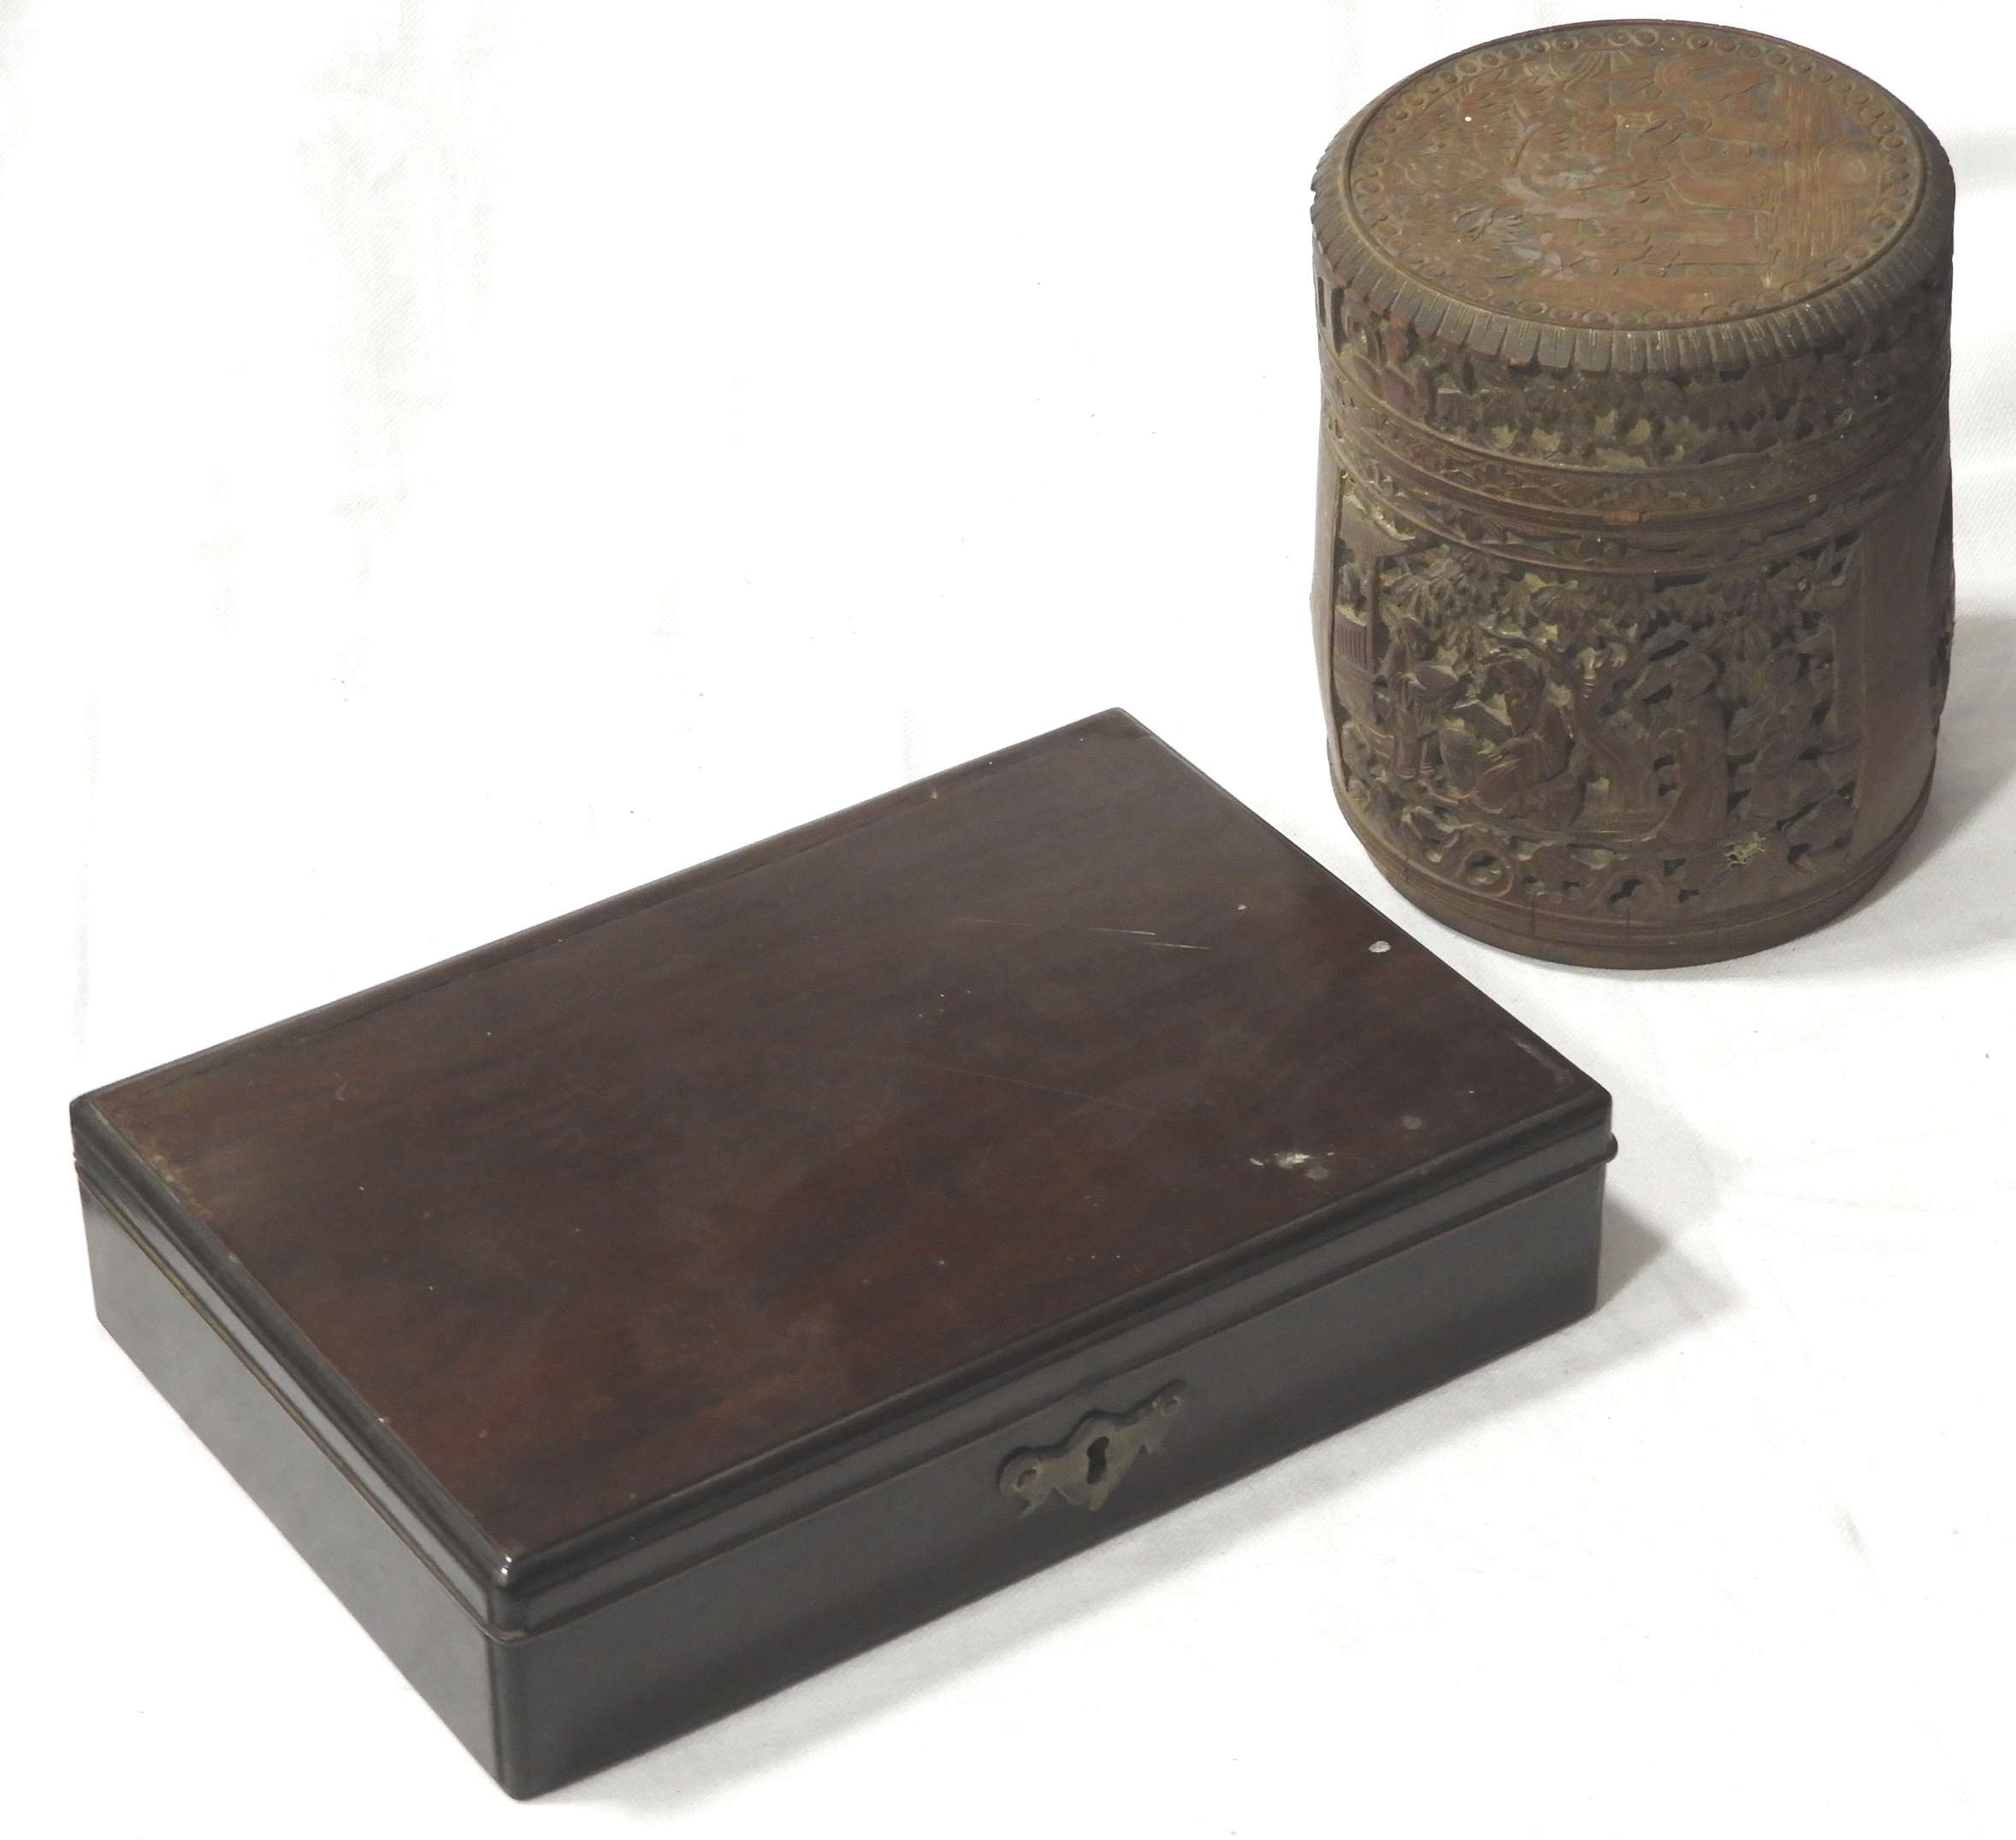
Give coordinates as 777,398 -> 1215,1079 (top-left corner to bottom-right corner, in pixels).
1312,22 -> 1954,967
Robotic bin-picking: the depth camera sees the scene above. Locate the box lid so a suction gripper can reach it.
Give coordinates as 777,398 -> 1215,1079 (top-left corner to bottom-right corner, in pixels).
75,712 -> 1609,1633
1313,19 -> 1952,378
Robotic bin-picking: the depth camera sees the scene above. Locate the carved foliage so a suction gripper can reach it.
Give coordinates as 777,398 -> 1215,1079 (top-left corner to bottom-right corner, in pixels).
1329,526 -> 1865,922
1320,269 -> 1948,477
1310,25 -> 1950,951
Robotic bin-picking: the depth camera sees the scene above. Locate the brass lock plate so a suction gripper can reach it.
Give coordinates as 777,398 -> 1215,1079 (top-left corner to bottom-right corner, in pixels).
996,1385 -> 1187,1516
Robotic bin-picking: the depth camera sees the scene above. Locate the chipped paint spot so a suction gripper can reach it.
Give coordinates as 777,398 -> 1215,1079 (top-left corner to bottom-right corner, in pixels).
1251,1150 -> 1317,1171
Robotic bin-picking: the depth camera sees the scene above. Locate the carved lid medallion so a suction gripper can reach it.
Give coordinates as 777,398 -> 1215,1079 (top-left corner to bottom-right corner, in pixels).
1315,21 -> 1953,374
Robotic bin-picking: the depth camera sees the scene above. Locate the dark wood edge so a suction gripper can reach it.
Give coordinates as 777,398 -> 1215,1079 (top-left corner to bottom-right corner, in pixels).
74,1116 -> 509,1618
504,1132 -> 1616,1636
73,707 -> 1614,1630
497,1162 -> 1611,1794
84,1174 -> 500,1647
89,1136 -> 1624,1651
79,1098 -> 1612,1634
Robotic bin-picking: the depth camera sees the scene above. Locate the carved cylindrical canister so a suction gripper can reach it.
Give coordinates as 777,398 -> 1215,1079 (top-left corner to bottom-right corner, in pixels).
1310,21 -> 1954,967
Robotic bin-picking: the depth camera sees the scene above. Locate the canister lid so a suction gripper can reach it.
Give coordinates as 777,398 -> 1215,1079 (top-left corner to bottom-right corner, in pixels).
1313,20 -> 1953,374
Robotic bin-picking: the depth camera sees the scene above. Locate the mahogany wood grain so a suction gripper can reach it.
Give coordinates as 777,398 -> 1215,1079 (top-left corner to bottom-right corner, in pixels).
83,713 -> 1598,1563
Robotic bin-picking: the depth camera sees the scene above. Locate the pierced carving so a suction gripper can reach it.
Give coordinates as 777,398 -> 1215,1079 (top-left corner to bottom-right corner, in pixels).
1327,520 -> 1865,924
1311,24 -> 1954,965
998,1386 -> 1186,1516
1327,400 -> 1943,576
1319,293 -> 1947,540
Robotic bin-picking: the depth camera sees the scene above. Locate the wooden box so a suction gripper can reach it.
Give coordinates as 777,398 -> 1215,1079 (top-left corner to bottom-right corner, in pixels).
74,711 -> 1613,1796
1311,21 -> 1954,967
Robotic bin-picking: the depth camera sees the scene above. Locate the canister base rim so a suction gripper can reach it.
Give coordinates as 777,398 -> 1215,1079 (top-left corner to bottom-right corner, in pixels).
1330,768 -> 1935,972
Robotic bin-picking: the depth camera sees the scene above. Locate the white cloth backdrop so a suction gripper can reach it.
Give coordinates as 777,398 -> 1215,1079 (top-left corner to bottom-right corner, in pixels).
7,3 -> 2013,1834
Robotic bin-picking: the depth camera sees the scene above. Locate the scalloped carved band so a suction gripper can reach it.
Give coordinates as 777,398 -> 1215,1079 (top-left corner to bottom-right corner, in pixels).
1310,22 -> 1954,967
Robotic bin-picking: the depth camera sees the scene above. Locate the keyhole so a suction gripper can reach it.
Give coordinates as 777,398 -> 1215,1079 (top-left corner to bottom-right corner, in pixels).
1083,1435 -> 1110,1488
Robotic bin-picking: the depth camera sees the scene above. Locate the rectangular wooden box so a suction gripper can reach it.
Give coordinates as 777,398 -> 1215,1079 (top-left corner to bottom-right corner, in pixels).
74,711 -> 1613,1796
